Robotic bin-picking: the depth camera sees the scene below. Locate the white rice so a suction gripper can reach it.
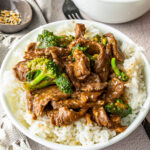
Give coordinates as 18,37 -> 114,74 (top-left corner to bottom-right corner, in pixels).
2,24 -> 147,146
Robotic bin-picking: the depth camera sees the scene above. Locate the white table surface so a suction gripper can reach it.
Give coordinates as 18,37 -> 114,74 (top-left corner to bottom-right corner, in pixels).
1,0 -> 150,149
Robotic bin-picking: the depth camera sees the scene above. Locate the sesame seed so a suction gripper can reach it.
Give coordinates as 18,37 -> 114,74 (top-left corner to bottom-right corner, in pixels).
0,10 -> 22,25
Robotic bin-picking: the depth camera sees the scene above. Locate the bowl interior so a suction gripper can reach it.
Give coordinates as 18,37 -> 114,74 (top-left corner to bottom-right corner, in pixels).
0,20 -> 150,150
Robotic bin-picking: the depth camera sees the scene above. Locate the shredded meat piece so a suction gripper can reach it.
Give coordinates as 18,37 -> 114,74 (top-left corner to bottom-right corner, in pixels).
26,86 -> 69,118
24,43 -> 71,68
104,33 -> 124,62
105,77 -> 125,103
106,43 -> 113,59
24,43 -> 52,59
50,47 -> 65,68
65,62 -> 81,89
94,44 -> 110,82
24,43 -> 37,59
47,107 -> 87,126
80,73 -> 107,92
68,38 -> 100,54
92,107 -> 112,127
13,60 -> 29,82
51,100 -> 104,109
75,23 -> 86,39
80,91 -> 103,102
86,40 -> 103,55
51,91 -> 104,109
73,49 -> 90,80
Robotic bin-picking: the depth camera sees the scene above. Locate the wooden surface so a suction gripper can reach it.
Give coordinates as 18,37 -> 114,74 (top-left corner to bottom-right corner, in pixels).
1,0 -> 150,149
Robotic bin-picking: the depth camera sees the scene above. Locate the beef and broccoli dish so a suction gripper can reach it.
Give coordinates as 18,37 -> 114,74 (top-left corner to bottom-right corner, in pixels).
13,23 -> 132,133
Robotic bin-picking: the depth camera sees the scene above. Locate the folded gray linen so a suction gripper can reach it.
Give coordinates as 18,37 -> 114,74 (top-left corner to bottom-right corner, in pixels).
0,0 -> 52,149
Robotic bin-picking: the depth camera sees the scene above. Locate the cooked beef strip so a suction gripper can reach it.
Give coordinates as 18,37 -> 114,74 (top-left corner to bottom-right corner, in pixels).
47,107 -> 87,126
73,49 -> 90,80
13,60 -> 29,82
26,86 -> 69,118
65,62 -> 81,89
24,43 -> 37,59
80,91 -> 103,102
24,43 -> 52,60
51,91 -> 104,110
105,77 -> 125,103
51,100 -> 104,109
75,23 -> 86,39
80,73 -> 107,92
50,47 -> 65,68
86,40 -> 103,55
68,38 -> 99,54
104,33 -> 124,62
106,43 -> 113,59
94,44 -> 110,82
92,107 -> 112,127
65,62 -> 107,92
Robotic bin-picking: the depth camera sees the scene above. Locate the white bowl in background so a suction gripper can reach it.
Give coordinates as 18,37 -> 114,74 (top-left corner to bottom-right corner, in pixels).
0,20 -> 150,150
72,0 -> 150,23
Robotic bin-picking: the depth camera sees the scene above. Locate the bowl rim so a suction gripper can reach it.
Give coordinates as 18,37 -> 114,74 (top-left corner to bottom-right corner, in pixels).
0,0 -> 32,26
0,20 -> 150,150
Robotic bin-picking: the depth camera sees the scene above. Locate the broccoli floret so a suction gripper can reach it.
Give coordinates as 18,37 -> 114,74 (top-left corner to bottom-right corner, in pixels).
24,58 -> 72,94
55,73 -> 72,94
111,57 -> 128,81
105,98 -> 132,118
37,30 -> 74,49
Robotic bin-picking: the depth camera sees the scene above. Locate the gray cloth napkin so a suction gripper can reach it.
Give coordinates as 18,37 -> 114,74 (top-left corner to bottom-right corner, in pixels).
0,0 -> 52,149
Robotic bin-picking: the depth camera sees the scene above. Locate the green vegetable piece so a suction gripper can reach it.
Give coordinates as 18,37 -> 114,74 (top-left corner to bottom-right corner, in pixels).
102,37 -> 107,46
92,54 -> 99,60
55,73 -> 73,95
91,34 -> 101,42
37,30 -> 74,49
91,35 -> 107,46
26,71 -> 34,82
105,98 -> 132,118
33,70 -> 42,79
111,57 -> 128,81
24,58 -> 72,94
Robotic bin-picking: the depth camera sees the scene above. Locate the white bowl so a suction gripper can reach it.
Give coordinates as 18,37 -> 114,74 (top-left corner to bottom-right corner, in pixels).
0,20 -> 150,150
72,0 -> 150,23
